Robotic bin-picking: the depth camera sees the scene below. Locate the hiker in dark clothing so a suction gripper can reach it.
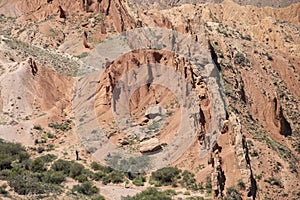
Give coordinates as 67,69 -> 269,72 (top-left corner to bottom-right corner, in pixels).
75,150 -> 79,160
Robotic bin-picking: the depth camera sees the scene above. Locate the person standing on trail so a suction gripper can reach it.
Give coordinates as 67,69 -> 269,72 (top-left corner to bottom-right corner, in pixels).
75,150 -> 79,160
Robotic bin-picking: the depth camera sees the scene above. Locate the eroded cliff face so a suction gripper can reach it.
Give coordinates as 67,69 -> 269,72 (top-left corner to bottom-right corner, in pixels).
94,49 -> 211,150
137,1 -> 300,199
0,0 -> 299,199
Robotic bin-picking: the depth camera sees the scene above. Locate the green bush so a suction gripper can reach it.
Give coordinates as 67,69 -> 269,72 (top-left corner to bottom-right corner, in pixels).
107,170 -> 124,184
9,173 -> 61,195
70,162 -> 84,178
47,132 -> 55,138
100,170 -> 124,185
0,169 -> 13,180
51,160 -> 87,180
33,125 -> 43,130
125,187 -> 171,200
237,179 -> 246,190
82,168 -> 95,178
42,170 -> 66,184
91,161 -> 103,170
150,167 -> 181,186
132,179 -> 144,186
91,195 -> 106,200
0,184 -> 8,195
92,171 -> 106,181
264,177 -> 283,188
90,162 -> 124,184
164,189 -> 177,196
205,176 -> 212,194
223,186 -> 242,200
75,174 -> 88,183
72,181 -> 99,195
185,197 -> 204,200
180,170 -> 198,190
91,161 -> 113,173
0,140 -> 30,170
31,157 -> 47,172
51,159 -> 72,174
132,174 -> 146,186
48,122 -> 71,131
38,154 -> 57,163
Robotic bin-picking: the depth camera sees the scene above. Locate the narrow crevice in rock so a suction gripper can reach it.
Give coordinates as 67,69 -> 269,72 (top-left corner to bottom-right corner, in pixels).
208,41 -> 221,71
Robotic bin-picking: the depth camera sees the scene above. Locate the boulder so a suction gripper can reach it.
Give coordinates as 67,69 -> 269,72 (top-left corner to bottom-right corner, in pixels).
145,105 -> 163,119
139,138 -> 162,153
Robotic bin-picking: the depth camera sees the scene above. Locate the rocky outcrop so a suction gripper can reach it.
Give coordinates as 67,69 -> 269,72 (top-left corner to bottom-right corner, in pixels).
229,113 -> 257,199
83,31 -> 90,48
273,97 -> 292,136
58,6 -> 66,19
82,0 -> 92,12
27,57 -> 38,76
145,105 -> 163,119
139,138 -> 162,153
98,0 -> 136,32
209,143 -> 226,197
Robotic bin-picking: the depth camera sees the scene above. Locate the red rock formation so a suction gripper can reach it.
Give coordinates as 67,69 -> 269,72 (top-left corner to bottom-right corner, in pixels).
83,31 -> 90,48
58,6 -> 66,19
28,57 -> 38,76
98,0 -> 136,32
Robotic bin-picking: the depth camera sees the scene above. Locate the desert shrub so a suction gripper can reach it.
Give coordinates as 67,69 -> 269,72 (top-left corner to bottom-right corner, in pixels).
250,150 -> 259,157
33,125 -> 43,130
0,140 -> 30,170
47,132 -> 55,138
132,174 -> 146,186
100,170 -> 124,185
234,52 -> 249,66
82,168 -> 95,178
91,195 -> 106,200
9,173 -> 61,195
91,161 -> 113,173
237,179 -> 246,190
72,181 -> 99,195
150,167 -> 181,186
110,171 -> 124,183
0,169 -> 13,180
205,176 -> 212,194
37,146 -> 45,153
264,177 -> 283,188
31,157 -> 47,172
223,186 -> 242,200
90,162 -> 124,184
92,171 -> 106,181
185,197 -> 204,200
164,189 -> 177,196
101,175 -> 111,185
75,174 -> 88,183
48,122 -> 71,131
52,159 -> 86,179
125,187 -> 171,200
180,170 -> 198,190
0,184 -> 8,195
106,170 -> 124,184
51,159 -> 72,174
70,162 -> 84,178
42,170 -> 66,184
132,179 -> 144,186
38,154 -> 57,163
